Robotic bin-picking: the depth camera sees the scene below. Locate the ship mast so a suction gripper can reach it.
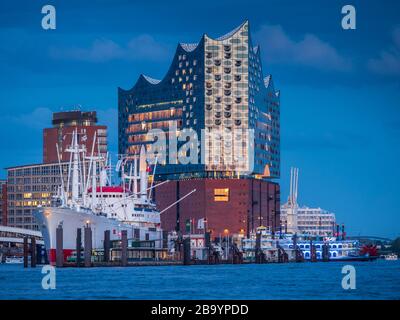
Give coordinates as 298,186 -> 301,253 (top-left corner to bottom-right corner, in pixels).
65,129 -> 86,209
287,167 -> 299,234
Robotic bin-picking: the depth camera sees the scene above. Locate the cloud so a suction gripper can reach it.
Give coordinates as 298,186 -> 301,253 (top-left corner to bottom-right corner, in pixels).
49,34 -> 170,63
368,26 -> 400,76
8,107 -> 53,129
253,24 -> 352,71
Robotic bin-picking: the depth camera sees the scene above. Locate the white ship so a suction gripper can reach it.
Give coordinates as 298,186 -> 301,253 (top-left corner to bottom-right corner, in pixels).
33,130 -> 194,263
241,226 -> 378,262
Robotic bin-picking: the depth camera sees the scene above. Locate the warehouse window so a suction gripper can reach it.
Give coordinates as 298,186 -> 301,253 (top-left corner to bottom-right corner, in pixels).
214,188 -> 229,202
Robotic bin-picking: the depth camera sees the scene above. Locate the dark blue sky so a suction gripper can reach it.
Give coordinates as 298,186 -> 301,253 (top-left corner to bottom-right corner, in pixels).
0,0 -> 399,237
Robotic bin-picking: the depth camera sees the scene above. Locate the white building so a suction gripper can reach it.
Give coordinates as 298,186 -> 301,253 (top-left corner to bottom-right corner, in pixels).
280,205 -> 336,236
280,167 -> 336,236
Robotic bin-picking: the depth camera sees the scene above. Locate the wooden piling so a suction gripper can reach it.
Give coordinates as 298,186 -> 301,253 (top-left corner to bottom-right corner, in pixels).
84,226 -> 92,267
104,230 -> 110,263
56,226 -> 64,268
76,228 -> 82,267
30,237 -> 36,268
121,230 -> 127,266
183,237 -> 191,265
23,237 -> 28,268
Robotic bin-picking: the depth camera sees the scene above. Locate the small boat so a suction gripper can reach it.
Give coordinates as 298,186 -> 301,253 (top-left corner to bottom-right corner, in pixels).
384,253 -> 398,261
5,256 -> 24,264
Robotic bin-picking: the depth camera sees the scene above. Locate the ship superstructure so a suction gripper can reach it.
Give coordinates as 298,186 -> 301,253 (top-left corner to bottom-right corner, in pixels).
33,130 -> 168,263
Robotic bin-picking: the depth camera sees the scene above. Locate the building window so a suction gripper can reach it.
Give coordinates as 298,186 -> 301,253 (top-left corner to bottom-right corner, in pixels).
214,188 -> 229,202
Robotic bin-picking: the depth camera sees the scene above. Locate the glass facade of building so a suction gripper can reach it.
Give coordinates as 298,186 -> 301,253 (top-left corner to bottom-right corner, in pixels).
118,21 -> 280,180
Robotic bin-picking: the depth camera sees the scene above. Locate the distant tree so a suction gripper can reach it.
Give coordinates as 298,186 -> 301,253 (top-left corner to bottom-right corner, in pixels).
391,237 -> 400,254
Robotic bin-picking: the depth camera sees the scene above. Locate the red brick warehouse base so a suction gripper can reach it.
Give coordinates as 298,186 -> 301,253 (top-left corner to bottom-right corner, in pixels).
153,178 -> 280,238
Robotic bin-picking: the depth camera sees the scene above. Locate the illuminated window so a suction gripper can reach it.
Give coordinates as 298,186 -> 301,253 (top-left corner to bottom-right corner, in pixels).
214,188 -> 229,202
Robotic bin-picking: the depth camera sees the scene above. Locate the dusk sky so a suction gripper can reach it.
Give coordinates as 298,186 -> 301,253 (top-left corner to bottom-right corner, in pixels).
0,0 -> 399,238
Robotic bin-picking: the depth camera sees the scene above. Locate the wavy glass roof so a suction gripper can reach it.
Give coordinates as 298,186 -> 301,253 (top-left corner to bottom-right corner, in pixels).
179,43 -> 198,52
215,21 -> 247,41
142,75 -> 161,84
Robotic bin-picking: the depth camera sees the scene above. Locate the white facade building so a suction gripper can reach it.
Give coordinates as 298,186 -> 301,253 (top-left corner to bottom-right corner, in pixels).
280,167 -> 336,236
280,205 -> 336,236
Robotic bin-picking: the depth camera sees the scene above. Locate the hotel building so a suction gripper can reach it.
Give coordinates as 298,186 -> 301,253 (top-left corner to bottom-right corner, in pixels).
118,21 -> 281,236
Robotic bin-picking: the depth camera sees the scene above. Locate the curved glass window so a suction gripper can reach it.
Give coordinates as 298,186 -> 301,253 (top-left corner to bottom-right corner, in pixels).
224,90 -> 231,96
224,52 -> 232,59
224,112 -> 231,118
224,68 -> 231,74
236,45 -> 247,51
224,82 -> 231,89
235,60 -> 242,67
206,89 -> 212,96
206,52 -> 212,58
215,112 -> 221,118
224,104 -> 232,111
215,119 -> 221,125
234,75 -> 241,81
215,96 -> 221,103
215,74 -> 221,81
206,82 -> 212,89
224,45 -> 231,52
235,97 -> 242,103
236,53 -> 248,59
206,45 -> 219,51
206,104 -> 212,110
215,59 -> 221,66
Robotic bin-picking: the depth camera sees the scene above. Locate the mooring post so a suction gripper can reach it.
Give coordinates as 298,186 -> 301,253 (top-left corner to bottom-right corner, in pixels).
183,237 -> 191,265
23,237 -> 28,268
84,226 -> 92,267
30,237 -> 36,268
104,230 -> 110,263
205,232 -> 211,264
255,232 -> 262,264
121,230 -> 128,267
56,225 -> 64,268
76,228 -> 82,267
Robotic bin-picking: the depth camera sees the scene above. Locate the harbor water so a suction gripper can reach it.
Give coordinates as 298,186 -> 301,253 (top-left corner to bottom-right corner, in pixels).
0,260 -> 399,300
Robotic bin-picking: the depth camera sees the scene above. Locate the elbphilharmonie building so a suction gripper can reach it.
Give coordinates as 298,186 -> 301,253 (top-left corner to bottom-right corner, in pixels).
118,21 -> 280,180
